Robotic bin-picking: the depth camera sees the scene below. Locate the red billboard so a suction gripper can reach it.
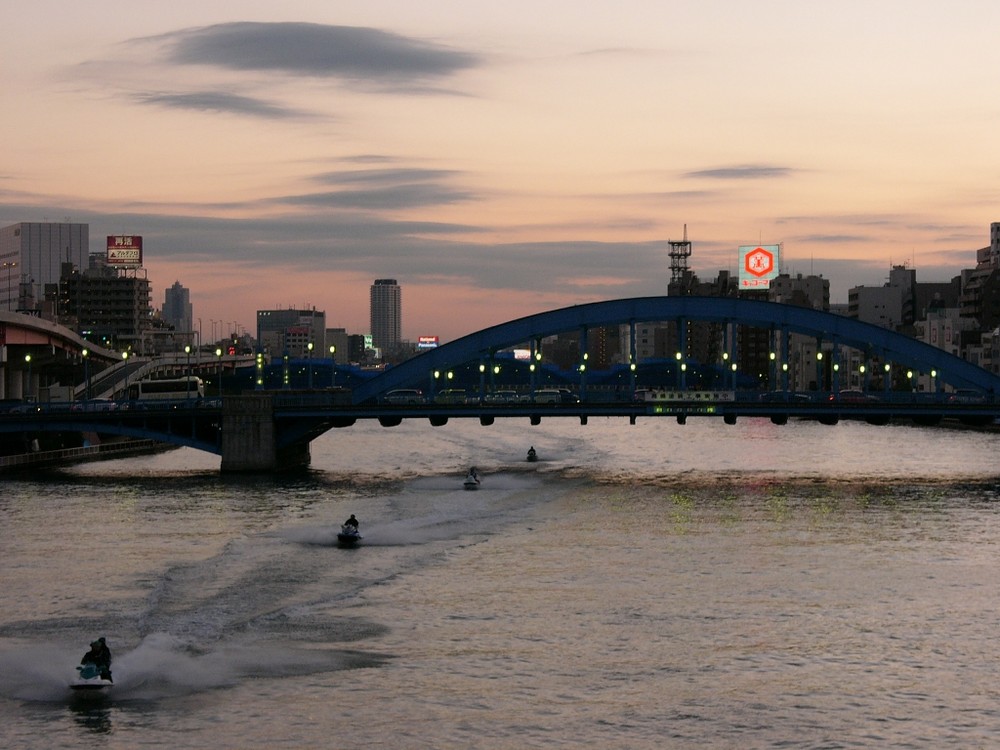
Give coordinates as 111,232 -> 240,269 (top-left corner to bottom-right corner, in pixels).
106,235 -> 143,267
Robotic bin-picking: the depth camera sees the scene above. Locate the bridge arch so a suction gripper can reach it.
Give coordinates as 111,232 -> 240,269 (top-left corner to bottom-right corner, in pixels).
353,296 -> 1000,403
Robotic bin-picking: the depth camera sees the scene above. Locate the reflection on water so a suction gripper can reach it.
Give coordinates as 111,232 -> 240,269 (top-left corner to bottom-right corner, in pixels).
1,418 -> 1000,747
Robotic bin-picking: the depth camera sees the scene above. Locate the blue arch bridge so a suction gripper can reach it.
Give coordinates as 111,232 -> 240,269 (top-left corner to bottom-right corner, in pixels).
2,296 -> 999,473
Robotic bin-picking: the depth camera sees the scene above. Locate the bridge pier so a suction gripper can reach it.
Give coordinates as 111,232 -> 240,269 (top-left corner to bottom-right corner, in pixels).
220,394 -> 311,472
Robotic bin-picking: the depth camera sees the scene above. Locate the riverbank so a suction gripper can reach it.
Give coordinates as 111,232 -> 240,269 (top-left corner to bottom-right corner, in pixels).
0,438 -> 177,474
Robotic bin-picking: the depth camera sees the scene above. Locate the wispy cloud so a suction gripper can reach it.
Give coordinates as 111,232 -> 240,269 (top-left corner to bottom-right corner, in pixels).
152,22 -> 480,88
132,90 -> 312,119
685,165 -> 794,180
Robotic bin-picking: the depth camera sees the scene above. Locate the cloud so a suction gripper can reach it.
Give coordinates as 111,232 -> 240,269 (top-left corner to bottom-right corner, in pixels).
685,165 -> 794,180
132,91 -> 311,119
155,22 -> 480,87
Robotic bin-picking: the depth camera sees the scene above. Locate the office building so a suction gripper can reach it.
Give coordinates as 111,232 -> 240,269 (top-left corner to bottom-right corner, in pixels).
162,281 -> 193,334
256,308 -> 326,358
0,222 -> 88,311
370,279 -> 402,354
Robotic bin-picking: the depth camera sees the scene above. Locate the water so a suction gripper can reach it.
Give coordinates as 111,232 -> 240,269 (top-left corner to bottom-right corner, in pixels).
2,417 -> 1000,748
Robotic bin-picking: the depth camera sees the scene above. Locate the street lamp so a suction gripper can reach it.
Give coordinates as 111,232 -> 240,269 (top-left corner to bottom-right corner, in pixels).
329,345 -> 336,387
24,353 -> 31,400
184,345 -> 192,399
2,261 -> 17,310
215,347 -> 223,397
81,348 -> 90,400
122,351 -> 130,401
307,341 -> 314,389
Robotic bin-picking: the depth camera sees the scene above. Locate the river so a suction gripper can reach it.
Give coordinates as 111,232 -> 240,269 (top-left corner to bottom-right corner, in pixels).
1,417 -> 999,748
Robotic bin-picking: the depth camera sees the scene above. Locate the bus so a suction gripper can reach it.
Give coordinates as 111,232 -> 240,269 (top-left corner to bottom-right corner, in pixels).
127,376 -> 205,402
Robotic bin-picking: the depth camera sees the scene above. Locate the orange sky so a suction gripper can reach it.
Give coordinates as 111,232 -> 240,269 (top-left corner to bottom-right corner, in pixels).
3,1 -> 1000,341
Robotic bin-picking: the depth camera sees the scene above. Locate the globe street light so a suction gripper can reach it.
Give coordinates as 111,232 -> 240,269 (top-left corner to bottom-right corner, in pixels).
215,347 -> 223,397
184,344 -> 192,399
307,341 -> 314,389
329,345 -> 336,387
122,351 -> 130,402
2,261 -> 17,310
24,353 -> 31,400
81,348 -> 90,401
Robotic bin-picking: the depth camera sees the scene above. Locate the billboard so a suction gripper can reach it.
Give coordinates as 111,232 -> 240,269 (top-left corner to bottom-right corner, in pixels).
107,235 -> 143,267
417,336 -> 439,350
738,244 -> 780,289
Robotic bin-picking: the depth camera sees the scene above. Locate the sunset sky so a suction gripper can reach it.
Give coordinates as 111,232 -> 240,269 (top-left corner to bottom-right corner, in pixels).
3,1 -> 1000,342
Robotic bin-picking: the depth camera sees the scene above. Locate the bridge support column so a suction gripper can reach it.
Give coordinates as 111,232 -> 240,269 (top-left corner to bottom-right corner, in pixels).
220,394 -> 311,472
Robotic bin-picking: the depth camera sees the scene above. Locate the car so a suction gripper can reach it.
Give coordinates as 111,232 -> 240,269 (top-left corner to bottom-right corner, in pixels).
484,390 -> 519,404
948,389 -> 987,404
385,389 -> 424,405
72,398 -> 118,412
534,388 -> 579,404
829,389 -> 879,403
434,389 -> 468,404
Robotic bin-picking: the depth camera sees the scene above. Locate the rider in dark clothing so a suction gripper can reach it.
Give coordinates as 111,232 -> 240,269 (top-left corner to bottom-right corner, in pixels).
81,637 -> 113,682
344,514 -> 359,530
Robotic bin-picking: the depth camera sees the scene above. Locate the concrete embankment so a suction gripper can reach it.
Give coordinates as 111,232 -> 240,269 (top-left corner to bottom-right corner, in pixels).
0,438 -> 176,474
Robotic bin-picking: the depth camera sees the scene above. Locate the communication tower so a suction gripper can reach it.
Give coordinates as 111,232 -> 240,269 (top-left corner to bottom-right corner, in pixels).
668,224 -> 692,285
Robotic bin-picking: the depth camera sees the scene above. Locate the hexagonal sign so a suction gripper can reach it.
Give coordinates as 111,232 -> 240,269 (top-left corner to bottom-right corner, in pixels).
738,244 -> 781,288
745,247 -> 774,277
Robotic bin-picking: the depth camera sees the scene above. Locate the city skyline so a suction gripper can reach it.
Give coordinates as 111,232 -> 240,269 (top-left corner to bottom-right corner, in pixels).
4,2 -> 1000,342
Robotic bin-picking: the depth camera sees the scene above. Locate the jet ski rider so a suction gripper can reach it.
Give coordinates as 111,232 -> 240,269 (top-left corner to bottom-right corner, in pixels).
81,637 -> 113,682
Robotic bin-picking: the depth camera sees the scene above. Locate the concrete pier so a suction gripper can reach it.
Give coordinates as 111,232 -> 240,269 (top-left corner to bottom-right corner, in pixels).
220,394 -> 310,472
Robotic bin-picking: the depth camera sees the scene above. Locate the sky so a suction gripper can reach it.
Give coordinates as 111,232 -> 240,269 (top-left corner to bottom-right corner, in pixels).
4,1 -> 1000,343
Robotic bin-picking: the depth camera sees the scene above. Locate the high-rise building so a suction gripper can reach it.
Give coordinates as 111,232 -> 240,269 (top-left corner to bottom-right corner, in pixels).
370,279 -> 401,353
256,308 -> 326,357
162,281 -> 193,334
0,222 -> 88,311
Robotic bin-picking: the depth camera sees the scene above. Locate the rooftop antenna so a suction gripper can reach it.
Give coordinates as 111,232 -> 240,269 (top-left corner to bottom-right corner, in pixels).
668,224 -> 692,286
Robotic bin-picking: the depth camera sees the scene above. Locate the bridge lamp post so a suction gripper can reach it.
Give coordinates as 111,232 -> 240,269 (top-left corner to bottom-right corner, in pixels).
781,362 -> 789,392
883,363 -> 891,395
675,352 -> 683,389
122,351 -> 130,402
832,362 -> 840,391
930,369 -> 938,395
858,364 -> 866,391
731,362 -> 738,390
906,370 -> 914,393
215,348 -> 223,397
329,345 -> 336,387
184,345 -> 192,400
629,361 -> 636,399
307,342 -> 314,389
2,261 -> 17,310
24,353 -> 31,400
81,348 -> 90,401
478,363 -> 486,401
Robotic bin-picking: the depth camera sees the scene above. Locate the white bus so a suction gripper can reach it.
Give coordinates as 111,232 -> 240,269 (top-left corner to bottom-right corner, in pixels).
127,376 -> 205,402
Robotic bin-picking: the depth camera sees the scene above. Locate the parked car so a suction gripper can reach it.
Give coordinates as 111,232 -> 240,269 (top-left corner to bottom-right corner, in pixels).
385,389 -> 425,404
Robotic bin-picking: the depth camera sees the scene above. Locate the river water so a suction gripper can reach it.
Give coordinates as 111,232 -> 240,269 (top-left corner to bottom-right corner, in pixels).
1,417 -> 1000,748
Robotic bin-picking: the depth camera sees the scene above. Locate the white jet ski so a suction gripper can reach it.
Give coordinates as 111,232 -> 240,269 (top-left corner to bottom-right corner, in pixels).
71,662 -> 113,693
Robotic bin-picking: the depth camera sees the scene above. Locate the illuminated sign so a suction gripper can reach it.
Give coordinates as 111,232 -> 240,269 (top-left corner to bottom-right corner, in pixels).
417,335 -> 439,349
738,244 -> 780,289
106,235 -> 143,267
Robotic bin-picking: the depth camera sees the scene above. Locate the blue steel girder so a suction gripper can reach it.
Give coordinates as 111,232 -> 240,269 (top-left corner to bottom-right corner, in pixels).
0,417 -> 222,454
352,296 -> 1000,402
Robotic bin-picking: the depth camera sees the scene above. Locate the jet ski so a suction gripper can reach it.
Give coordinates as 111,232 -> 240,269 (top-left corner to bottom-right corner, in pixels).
337,524 -> 363,546
526,448 -> 537,462
463,469 -> 481,490
71,662 -> 113,693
